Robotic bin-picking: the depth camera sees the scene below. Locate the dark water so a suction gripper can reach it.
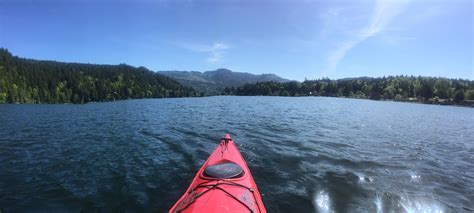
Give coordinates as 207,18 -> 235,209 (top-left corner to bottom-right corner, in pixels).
1,96 -> 473,212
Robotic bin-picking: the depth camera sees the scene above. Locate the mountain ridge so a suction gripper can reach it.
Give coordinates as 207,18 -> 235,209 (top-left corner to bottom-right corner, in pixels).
158,68 -> 291,95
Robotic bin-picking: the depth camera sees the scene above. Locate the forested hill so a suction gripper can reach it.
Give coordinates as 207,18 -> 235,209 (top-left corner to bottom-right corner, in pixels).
0,48 -> 200,104
159,69 -> 290,95
223,77 -> 474,106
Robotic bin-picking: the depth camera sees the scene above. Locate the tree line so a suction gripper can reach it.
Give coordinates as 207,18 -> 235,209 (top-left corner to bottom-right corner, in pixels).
0,48 -> 201,104
223,76 -> 474,105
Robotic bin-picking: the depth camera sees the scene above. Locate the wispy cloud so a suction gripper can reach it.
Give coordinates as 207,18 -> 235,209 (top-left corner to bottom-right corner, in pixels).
176,42 -> 229,63
206,43 -> 229,63
325,0 -> 412,74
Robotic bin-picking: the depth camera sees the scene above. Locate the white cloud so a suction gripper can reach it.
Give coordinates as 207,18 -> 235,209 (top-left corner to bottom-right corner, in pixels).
177,42 -> 229,63
206,43 -> 229,63
325,0 -> 412,74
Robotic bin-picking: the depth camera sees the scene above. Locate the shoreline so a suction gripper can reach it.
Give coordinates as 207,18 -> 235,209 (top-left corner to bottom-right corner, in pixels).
1,95 -> 473,108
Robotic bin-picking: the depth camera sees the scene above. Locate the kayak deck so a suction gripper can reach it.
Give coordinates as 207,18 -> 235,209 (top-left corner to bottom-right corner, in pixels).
169,134 -> 266,213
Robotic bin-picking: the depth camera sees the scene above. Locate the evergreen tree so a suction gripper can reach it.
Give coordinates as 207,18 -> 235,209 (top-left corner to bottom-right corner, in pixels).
0,48 -> 199,104
224,76 -> 474,105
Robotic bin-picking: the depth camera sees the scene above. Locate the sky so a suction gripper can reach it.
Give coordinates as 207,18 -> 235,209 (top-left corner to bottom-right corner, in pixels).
0,0 -> 472,81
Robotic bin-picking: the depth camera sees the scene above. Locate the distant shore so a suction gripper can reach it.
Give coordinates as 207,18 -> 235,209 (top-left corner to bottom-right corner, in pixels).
223,95 -> 474,108
327,95 -> 474,107
2,95 -> 474,108
221,77 -> 474,108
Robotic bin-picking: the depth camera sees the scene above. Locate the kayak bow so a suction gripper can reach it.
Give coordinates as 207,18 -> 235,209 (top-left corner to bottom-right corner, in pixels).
169,134 -> 266,213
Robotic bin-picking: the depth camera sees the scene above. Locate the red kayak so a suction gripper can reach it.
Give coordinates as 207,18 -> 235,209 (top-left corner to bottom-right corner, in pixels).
169,134 -> 266,213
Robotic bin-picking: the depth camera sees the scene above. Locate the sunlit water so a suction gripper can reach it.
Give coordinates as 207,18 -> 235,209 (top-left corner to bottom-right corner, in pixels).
1,96 -> 473,212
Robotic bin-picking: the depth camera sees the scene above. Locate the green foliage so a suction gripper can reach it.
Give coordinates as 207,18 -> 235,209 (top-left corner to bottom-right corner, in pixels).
433,78 -> 451,99
466,89 -> 474,100
454,89 -> 465,102
0,48 -> 199,104
224,76 -> 474,105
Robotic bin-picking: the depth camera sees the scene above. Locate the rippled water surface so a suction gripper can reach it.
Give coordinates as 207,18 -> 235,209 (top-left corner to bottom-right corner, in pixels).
1,97 -> 473,212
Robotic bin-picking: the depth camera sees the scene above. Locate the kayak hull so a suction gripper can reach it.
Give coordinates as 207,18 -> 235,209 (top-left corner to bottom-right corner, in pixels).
169,134 -> 266,213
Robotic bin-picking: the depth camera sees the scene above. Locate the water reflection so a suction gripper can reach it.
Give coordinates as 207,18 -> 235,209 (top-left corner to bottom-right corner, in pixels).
314,190 -> 332,213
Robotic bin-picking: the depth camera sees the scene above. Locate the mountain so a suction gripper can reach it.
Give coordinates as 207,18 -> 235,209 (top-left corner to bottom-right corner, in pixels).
159,68 -> 291,95
0,48 -> 199,104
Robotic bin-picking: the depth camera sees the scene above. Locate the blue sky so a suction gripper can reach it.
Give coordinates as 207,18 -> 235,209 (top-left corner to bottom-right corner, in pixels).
0,0 -> 472,80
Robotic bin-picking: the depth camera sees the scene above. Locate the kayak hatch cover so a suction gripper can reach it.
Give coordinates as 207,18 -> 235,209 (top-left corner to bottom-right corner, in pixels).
169,134 -> 266,213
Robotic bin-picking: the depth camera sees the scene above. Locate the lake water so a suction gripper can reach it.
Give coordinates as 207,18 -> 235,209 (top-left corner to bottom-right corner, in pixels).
0,96 -> 473,212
